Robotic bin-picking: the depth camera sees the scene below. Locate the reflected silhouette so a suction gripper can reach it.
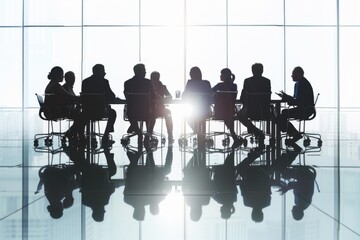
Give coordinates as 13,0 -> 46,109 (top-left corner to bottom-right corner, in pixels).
124,147 -> 173,221
237,148 -> 280,222
80,148 -> 120,222
182,149 -> 213,221
212,151 -> 237,219
37,164 -> 78,219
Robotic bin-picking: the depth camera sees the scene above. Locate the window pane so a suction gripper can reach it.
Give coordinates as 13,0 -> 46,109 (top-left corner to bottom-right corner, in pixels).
340,0 -> 360,25
286,27 -> 337,108
84,0 -> 139,25
141,27 -> 185,94
228,0 -> 283,25
0,29 -> 22,107
24,0 -> 82,25
286,0 -> 337,25
24,27 -> 82,108
186,0 -> 226,25
186,27 -> 227,87
228,27 -> 284,94
0,0 -> 22,26
83,27 -> 140,99
340,27 -> 360,107
142,0 -> 184,26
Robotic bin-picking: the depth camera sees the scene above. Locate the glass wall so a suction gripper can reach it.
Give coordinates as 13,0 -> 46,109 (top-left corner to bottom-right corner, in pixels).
0,0 -> 358,108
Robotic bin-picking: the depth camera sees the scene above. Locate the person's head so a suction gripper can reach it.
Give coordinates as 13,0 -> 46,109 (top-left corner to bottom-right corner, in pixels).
292,205 -> 305,220
92,64 -> 106,78
47,204 -> 63,219
64,71 -> 75,87
220,68 -> 235,83
189,66 -> 202,80
150,71 -> 160,82
133,206 -> 145,221
133,63 -> 146,78
92,206 -> 105,222
220,204 -> 235,219
47,66 -> 64,82
251,207 -> 264,222
291,66 -> 304,82
251,63 -> 264,77
149,203 -> 160,215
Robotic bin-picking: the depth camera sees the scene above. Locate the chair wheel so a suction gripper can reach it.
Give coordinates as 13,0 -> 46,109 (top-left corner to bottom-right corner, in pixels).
44,138 -> 53,147
243,139 -> 248,147
161,138 -> 166,145
121,138 -> 130,147
303,139 -> 311,147
33,139 -> 39,147
250,137 -> 254,144
317,140 -> 322,147
206,138 -> 214,148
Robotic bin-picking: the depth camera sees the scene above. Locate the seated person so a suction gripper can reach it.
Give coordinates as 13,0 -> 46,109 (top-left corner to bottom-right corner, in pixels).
212,68 -> 240,143
124,63 -> 156,144
276,66 -> 315,145
149,71 -> 174,142
82,64 -> 119,145
237,63 -> 271,147
62,71 -> 80,117
182,66 -> 212,149
44,66 -> 83,139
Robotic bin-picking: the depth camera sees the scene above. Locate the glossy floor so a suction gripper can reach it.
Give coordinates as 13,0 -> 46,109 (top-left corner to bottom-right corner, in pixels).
1,108 -> 360,240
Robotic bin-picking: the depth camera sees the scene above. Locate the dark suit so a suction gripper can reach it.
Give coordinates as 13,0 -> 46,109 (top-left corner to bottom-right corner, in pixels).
182,79 -> 212,146
81,75 -> 117,135
238,75 -> 271,135
124,76 -> 155,133
278,77 -> 314,137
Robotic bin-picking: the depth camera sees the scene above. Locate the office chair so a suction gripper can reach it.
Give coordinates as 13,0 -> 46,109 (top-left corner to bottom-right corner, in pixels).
81,93 -> 111,149
284,93 -> 322,148
207,90 -> 240,151
240,92 -> 274,148
121,92 -> 165,149
34,93 -> 67,149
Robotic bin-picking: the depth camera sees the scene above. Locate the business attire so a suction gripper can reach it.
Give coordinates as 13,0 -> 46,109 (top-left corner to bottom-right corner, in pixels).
212,81 -> 238,141
238,75 -> 271,138
124,75 -> 156,135
182,79 -> 212,148
278,77 -> 314,139
81,75 -> 117,139
151,80 -> 173,140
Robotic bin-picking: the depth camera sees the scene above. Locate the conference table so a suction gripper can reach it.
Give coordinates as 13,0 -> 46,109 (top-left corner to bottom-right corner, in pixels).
111,97 -> 287,146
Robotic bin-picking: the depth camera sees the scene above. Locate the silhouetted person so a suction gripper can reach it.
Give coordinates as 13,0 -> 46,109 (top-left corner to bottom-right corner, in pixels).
182,67 -> 212,149
237,63 -> 271,148
82,64 -> 119,145
212,151 -> 237,219
237,148 -> 269,222
38,164 -> 78,219
123,148 -> 155,221
124,63 -> 156,146
276,66 -> 315,145
212,68 -> 240,143
80,149 -> 119,222
182,149 -> 213,221
149,71 -> 174,143
146,147 -> 173,216
44,66 -> 83,140
63,71 -> 76,96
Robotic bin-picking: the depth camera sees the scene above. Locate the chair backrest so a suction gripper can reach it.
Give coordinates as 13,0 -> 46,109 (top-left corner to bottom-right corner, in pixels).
302,93 -> 320,121
244,92 -> 272,120
81,93 -> 107,121
36,93 -> 44,107
124,92 -> 152,121
213,91 -> 238,120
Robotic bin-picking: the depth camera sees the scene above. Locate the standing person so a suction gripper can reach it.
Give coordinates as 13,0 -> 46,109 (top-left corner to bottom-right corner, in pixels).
150,71 -> 174,143
82,64 -> 118,145
276,66 -> 314,145
212,68 -> 240,143
182,66 -> 212,149
237,63 -> 271,148
44,66 -> 83,140
124,63 -> 156,145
